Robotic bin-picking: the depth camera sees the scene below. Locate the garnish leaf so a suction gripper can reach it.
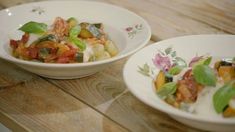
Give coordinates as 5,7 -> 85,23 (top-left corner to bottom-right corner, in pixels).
203,56 -> 212,65
19,21 -> 47,34
213,81 -> 235,113
193,65 -> 217,86
168,65 -> 185,75
194,56 -> 212,67
69,25 -> 81,38
69,37 -> 86,51
157,82 -> 177,99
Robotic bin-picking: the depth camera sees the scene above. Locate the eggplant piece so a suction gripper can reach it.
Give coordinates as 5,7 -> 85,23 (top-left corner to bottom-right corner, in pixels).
87,24 -> 102,38
75,52 -> 83,62
79,28 -> 93,38
79,23 -> 102,39
93,23 -> 103,29
34,34 -> 57,44
38,47 -> 50,60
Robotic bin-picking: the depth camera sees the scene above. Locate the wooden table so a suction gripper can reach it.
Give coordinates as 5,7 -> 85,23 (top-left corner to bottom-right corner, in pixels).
0,0 -> 234,131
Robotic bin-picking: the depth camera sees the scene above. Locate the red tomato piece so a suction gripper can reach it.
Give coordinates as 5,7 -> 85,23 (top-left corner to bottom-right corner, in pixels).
21,33 -> 30,44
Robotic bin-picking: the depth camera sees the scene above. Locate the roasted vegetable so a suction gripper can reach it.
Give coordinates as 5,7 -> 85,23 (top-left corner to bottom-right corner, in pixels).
218,66 -> 235,82
104,40 -> 118,57
34,34 -> 57,44
79,23 -> 102,38
92,44 -> 105,57
155,71 -> 166,91
75,52 -> 83,62
223,106 -> 235,117
79,28 -> 93,38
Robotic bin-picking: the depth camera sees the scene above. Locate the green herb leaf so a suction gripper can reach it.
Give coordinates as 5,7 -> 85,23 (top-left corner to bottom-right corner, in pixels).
192,56 -> 212,67
67,17 -> 78,28
203,56 -> 212,65
193,65 -> 217,86
157,82 -> 177,99
69,25 -> 81,38
168,65 -> 185,75
69,38 -> 86,51
213,81 -> 235,113
19,21 -> 47,34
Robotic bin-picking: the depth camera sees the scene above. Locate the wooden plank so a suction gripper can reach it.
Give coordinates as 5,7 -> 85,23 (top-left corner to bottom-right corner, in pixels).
0,59 -> 127,132
146,0 -> 235,34
48,64 -> 200,131
94,0 -> 226,40
97,92 -> 201,132
47,41 -> 200,131
0,59 -> 34,89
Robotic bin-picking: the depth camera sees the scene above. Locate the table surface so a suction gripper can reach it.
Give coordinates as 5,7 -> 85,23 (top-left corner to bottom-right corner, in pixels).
0,0 -> 234,131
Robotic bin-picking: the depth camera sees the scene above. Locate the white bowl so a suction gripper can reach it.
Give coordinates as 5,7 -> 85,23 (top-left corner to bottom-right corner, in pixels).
123,35 -> 235,132
0,1 -> 151,79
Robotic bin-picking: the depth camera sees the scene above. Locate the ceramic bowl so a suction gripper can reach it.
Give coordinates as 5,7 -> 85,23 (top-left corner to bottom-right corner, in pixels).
0,1 -> 151,79
123,35 -> 235,132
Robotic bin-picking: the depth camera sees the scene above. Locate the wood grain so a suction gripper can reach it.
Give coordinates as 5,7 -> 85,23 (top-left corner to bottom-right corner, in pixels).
0,59 -> 127,132
48,60 -> 200,132
94,0 -> 227,40
146,0 -> 235,34
0,60 -> 34,89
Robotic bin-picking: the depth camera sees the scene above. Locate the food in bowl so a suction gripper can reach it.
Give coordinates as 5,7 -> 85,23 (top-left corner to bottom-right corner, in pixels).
138,47 -> 235,118
9,17 -> 119,63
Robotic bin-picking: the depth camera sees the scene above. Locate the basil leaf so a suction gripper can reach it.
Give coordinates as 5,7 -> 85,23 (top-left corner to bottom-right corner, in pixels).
203,56 -> 212,65
69,38 -> 86,51
213,81 -> 235,113
192,56 -> 212,67
69,25 -> 81,38
168,65 -> 185,75
19,21 -> 47,34
157,82 -> 177,99
193,65 -> 217,86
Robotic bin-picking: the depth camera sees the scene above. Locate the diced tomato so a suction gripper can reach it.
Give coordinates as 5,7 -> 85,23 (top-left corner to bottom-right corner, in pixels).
57,56 -> 70,63
60,49 -> 77,58
21,33 -> 30,44
27,47 -> 38,59
10,39 -> 19,49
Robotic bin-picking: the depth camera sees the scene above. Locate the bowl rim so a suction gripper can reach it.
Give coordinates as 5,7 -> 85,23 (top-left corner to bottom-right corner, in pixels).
123,34 -> 235,124
0,0 -> 151,67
